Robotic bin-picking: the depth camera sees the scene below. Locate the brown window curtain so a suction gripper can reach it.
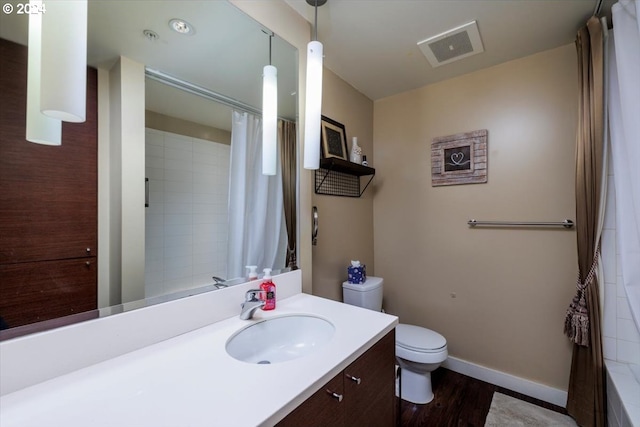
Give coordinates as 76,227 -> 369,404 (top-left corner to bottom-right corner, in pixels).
279,119 -> 298,270
564,16 -> 606,427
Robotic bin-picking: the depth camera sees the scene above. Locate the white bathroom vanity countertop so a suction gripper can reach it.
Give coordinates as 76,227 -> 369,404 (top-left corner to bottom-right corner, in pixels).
0,293 -> 398,427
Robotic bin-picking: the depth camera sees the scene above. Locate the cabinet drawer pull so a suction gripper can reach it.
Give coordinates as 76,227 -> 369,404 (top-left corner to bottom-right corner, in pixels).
345,374 -> 361,384
326,389 -> 343,402
85,261 -> 91,266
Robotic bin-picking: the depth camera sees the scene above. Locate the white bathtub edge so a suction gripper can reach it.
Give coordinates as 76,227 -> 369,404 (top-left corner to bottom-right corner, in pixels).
605,360 -> 640,427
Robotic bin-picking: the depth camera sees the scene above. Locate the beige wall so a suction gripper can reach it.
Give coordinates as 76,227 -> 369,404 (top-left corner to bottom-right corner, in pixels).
311,68 -> 375,301
373,44 -> 578,390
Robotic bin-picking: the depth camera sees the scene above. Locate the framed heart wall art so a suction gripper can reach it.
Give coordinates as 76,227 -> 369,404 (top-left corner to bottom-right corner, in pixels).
431,129 -> 488,186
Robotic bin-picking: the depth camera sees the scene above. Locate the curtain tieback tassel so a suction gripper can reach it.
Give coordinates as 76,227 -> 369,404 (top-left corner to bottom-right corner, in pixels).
564,249 -> 600,347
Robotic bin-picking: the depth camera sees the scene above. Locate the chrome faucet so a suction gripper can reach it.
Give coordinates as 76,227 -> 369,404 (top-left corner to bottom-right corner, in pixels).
239,289 -> 265,320
212,276 -> 227,289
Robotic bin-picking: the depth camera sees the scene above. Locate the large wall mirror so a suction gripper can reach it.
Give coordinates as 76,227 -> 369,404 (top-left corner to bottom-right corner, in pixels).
0,0 -> 299,338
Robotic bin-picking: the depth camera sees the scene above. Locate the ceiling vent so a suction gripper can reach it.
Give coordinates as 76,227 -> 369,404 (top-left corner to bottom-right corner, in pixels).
417,21 -> 484,68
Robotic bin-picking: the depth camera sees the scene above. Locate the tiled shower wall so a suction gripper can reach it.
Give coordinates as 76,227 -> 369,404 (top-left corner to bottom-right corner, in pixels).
145,128 -> 230,298
601,147 -> 640,427
602,150 -> 640,365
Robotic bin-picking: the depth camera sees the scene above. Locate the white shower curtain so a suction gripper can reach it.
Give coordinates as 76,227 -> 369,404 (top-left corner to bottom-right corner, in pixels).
609,0 -> 640,331
227,110 -> 286,279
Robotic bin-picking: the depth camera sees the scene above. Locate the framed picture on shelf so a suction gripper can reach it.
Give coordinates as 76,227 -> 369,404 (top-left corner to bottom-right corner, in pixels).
320,115 -> 348,160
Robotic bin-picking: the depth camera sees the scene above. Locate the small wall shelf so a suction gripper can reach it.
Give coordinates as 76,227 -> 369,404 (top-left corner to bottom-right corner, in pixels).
314,158 -> 375,197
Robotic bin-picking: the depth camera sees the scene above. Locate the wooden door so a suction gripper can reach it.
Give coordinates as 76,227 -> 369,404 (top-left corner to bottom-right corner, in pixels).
0,38 -> 98,332
0,38 -> 98,265
0,258 -> 97,328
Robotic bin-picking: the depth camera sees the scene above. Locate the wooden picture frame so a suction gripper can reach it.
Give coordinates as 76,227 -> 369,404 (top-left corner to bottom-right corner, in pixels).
431,129 -> 488,186
320,115 -> 348,160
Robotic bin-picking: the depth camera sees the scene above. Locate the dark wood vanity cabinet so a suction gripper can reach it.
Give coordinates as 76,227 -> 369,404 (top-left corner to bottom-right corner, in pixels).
277,372 -> 345,427
276,329 -> 396,427
0,38 -> 98,331
344,330 -> 396,426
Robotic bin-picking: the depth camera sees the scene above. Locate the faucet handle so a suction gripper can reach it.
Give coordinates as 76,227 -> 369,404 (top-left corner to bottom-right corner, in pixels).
245,289 -> 264,302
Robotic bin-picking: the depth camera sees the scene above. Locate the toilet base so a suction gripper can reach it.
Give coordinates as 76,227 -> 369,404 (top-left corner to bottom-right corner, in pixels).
397,367 -> 434,404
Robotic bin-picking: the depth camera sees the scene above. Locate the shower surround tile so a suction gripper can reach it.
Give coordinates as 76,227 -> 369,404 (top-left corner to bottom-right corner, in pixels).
145,129 -> 230,298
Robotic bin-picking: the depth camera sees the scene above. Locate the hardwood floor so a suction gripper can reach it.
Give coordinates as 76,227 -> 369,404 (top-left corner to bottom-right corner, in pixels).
397,368 -> 569,427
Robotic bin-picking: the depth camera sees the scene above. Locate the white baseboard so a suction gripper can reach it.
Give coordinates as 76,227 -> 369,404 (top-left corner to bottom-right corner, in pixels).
442,356 -> 568,407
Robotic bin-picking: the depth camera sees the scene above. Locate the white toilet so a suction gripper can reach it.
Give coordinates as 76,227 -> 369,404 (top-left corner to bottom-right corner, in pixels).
342,276 -> 448,404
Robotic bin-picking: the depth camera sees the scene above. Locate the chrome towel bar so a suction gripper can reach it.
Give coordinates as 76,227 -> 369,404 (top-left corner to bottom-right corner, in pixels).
467,219 -> 574,229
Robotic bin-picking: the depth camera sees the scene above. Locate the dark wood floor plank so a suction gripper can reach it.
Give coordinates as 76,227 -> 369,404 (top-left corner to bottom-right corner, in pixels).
398,368 -> 568,427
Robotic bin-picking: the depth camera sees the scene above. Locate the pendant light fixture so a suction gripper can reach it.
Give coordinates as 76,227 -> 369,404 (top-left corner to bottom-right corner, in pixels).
262,31 -> 278,176
303,0 -> 327,170
40,0 -> 88,123
26,0 -> 61,145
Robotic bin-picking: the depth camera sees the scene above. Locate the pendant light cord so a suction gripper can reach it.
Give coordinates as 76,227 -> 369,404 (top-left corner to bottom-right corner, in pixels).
263,30 -> 275,65
314,0 -> 318,41
306,0 -> 326,41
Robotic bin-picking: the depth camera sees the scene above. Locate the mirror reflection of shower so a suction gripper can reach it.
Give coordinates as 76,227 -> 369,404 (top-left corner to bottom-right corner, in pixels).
144,72 -> 288,299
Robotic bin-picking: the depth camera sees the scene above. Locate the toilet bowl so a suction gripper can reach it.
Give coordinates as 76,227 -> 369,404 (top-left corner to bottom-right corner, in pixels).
342,277 -> 448,405
395,323 -> 448,404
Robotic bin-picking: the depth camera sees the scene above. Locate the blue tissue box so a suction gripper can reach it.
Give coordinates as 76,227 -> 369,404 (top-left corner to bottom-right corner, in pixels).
347,264 -> 367,284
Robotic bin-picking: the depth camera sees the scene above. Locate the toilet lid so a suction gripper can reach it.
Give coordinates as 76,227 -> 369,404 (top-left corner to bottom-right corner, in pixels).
396,324 -> 447,352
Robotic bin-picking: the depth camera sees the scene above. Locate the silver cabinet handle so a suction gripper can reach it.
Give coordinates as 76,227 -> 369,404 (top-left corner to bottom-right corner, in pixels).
345,374 -> 361,384
326,389 -> 343,402
312,206 -> 318,246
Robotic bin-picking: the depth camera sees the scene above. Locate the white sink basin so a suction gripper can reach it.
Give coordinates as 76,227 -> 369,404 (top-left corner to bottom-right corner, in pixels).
226,315 -> 335,364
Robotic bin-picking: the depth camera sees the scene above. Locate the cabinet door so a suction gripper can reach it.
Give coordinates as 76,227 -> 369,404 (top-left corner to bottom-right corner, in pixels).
344,330 -> 396,427
0,38 -> 98,264
276,373 -> 344,427
0,257 -> 97,329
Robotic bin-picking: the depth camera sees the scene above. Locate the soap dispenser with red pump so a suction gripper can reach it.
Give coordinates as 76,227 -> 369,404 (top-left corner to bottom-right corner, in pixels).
260,268 -> 276,310
246,265 -> 258,281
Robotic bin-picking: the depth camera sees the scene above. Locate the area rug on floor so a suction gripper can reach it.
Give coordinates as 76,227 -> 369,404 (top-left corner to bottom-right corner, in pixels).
484,392 -> 577,426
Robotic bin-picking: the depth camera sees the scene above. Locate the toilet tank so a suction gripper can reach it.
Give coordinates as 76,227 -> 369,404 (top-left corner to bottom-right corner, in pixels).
342,276 -> 384,311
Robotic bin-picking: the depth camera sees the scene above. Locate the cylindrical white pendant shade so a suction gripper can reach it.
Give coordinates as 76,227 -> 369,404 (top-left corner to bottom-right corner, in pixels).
26,1 -> 61,145
40,0 -> 87,123
262,65 -> 278,176
303,40 -> 323,170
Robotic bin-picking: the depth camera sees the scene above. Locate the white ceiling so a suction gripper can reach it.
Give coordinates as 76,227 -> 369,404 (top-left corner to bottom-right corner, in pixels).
0,0 -> 612,129
0,1 -> 299,132
284,0 -> 607,100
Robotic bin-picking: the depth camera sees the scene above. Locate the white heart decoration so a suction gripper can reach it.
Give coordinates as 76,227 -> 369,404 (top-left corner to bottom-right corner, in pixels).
451,152 -> 465,165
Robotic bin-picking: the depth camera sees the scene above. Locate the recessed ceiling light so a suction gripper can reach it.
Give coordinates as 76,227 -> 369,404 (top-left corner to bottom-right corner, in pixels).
169,18 -> 194,35
143,29 -> 159,41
